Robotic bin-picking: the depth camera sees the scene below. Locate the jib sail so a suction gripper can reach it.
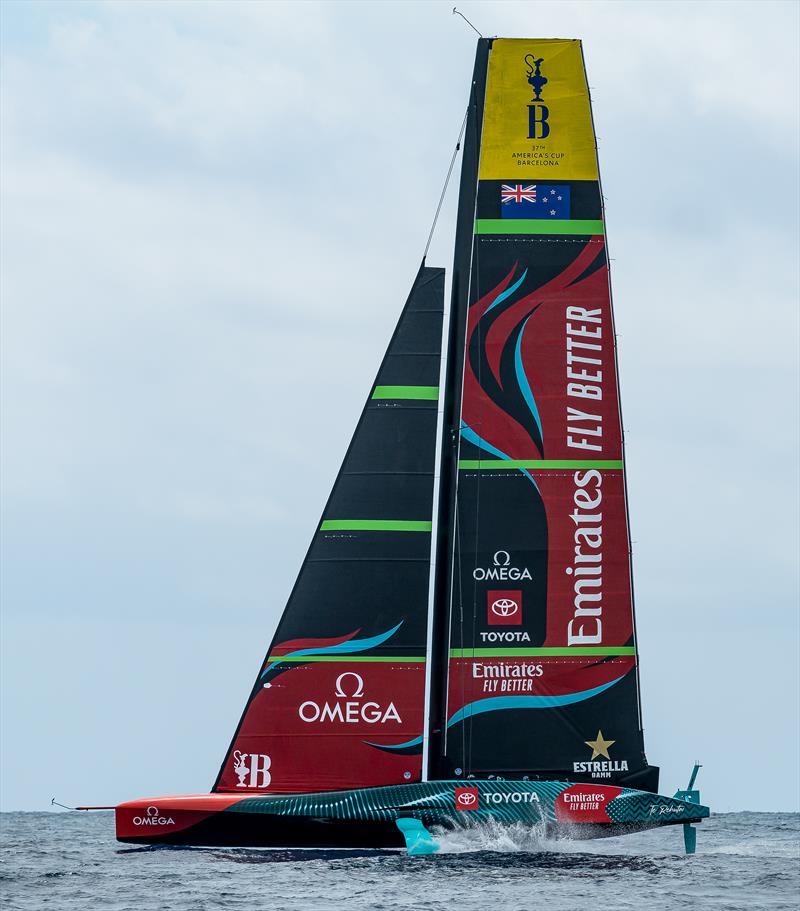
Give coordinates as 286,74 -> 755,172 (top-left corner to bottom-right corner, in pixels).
431,39 -> 657,791
214,265 -> 444,793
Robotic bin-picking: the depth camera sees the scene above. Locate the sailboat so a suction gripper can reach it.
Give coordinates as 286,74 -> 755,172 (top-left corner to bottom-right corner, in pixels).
114,38 -> 709,854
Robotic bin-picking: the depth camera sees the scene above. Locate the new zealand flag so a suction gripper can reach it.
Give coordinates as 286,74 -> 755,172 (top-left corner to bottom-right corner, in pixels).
500,184 -> 571,219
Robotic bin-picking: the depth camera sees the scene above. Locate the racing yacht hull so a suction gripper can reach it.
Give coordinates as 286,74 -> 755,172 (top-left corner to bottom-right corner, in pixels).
116,780 -> 709,848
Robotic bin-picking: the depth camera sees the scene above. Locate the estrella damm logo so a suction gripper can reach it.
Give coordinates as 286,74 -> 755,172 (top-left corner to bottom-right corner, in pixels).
525,54 -> 550,139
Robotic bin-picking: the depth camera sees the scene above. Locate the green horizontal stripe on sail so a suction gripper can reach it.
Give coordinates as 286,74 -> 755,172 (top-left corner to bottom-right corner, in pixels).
474,219 -> 605,236
458,459 -> 623,470
450,647 -> 636,658
320,519 -> 432,532
267,655 -> 426,664
372,385 -> 439,400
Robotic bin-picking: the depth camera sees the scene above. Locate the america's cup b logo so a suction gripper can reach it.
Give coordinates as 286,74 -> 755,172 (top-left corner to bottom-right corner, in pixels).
525,55 -> 550,139
233,750 -> 272,788
524,55 -> 547,101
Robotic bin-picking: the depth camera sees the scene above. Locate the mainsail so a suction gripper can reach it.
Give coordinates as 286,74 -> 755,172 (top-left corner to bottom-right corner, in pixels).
431,38 -> 656,790
215,38 -> 656,798
215,265 -> 444,793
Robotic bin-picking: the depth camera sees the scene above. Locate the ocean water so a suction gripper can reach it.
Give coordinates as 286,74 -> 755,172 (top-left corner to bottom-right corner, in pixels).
1,811 -> 798,910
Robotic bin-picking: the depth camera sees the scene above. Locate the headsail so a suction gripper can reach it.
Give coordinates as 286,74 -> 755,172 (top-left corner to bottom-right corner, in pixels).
214,265 -> 444,793
432,39 -> 657,791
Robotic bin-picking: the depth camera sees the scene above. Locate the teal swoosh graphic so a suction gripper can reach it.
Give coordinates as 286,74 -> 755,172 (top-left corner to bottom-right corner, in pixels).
514,314 -> 543,443
486,268 -> 528,314
363,735 -> 424,750
460,420 -> 539,492
262,621 -> 403,677
460,420 -> 511,461
446,677 -> 623,728
372,678 -> 622,752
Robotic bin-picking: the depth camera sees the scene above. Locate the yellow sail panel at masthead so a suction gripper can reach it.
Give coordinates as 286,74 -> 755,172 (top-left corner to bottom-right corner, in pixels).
479,38 -> 598,182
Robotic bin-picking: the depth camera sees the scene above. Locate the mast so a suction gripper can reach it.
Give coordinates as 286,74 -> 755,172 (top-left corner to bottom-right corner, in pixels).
427,39 -> 492,779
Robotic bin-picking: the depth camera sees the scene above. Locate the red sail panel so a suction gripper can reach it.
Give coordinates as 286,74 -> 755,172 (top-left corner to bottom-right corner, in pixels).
218,661 -> 425,793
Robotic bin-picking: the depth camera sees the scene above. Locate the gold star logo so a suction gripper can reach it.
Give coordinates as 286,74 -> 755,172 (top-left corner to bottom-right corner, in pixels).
584,730 -> 615,760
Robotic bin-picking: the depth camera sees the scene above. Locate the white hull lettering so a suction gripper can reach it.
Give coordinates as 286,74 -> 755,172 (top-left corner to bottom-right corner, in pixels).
564,791 -> 606,802
485,792 -> 540,804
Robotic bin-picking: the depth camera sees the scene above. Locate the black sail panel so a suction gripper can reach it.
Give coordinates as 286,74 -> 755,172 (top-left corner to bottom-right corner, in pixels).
215,265 -> 444,793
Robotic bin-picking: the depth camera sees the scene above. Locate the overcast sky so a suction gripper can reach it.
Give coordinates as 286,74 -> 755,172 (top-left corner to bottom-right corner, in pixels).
1,0 -> 798,814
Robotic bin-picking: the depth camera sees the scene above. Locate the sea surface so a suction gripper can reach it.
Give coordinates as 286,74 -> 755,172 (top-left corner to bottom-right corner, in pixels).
1,811 -> 798,910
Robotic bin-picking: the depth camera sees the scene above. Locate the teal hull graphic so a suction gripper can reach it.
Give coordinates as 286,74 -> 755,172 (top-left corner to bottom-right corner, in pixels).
116,780 -> 710,850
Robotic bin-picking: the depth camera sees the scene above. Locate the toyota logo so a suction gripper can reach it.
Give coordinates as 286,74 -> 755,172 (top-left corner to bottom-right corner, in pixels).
455,787 -> 479,810
491,597 -> 519,617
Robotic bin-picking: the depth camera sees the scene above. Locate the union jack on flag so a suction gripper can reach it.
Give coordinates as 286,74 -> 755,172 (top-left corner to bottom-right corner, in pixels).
501,184 -> 537,204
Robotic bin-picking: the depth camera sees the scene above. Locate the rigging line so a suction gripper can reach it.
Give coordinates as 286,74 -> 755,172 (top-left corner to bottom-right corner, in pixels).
452,7 -> 483,38
465,85 -> 483,778
454,503 -> 468,773
423,107 -> 469,260
455,75 -> 484,776
467,422 -> 482,777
